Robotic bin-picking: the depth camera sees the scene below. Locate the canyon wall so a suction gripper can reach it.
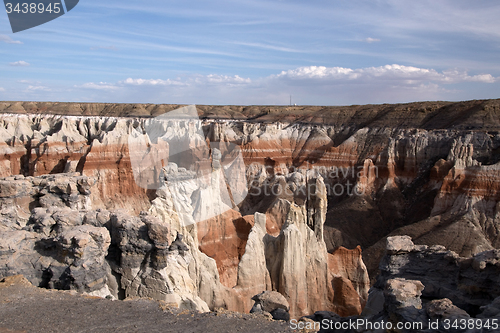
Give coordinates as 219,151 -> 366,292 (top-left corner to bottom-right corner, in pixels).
1,99 -> 500,319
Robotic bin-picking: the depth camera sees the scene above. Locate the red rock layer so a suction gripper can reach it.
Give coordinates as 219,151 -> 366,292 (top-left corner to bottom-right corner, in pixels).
0,141 -> 25,177
197,209 -> 252,288
82,142 -> 151,213
327,246 -> 370,316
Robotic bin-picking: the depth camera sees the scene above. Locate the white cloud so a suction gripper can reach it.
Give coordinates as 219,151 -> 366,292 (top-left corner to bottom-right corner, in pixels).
9,61 -> 30,67
0,35 -> 22,44
199,74 -> 251,85
0,87 -> 5,92
275,66 -> 356,79
79,82 -> 119,90
27,85 -> 50,91
121,78 -> 184,86
18,79 -> 44,85
363,37 -> 380,43
275,65 -> 497,84
441,69 -> 496,83
120,75 -> 251,87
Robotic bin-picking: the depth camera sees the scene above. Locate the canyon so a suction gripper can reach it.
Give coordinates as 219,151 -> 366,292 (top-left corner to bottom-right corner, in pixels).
1,99 -> 500,328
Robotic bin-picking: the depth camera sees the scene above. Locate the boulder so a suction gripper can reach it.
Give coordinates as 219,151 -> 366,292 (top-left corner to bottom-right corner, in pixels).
251,291 -> 290,313
386,236 -> 414,254
426,298 -> 470,320
384,278 -> 424,310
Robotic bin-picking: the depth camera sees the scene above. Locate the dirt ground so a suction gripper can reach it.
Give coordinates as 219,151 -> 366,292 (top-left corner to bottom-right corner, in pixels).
0,276 -> 295,333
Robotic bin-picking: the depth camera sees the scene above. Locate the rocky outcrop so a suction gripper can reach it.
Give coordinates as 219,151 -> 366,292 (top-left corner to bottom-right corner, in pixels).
250,290 -> 290,321
0,173 -> 213,310
374,236 -> 500,315
0,174 -> 108,293
107,210 -> 210,311
309,236 -> 500,332
0,173 -> 93,229
0,213 -> 111,295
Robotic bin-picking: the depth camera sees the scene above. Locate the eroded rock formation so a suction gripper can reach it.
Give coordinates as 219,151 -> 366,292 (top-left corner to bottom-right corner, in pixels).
0,169 -> 368,318
2,99 -> 500,321
310,236 -> 500,332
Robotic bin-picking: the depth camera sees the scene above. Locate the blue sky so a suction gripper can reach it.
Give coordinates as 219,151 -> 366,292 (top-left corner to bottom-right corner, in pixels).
1,0 -> 499,105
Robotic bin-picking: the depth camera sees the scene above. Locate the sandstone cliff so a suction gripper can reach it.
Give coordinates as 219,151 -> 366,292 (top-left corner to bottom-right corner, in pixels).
2,99 -> 500,320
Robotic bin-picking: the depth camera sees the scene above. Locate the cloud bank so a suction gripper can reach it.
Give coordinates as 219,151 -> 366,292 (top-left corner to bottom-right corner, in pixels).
4,64 -> 499,105
275,65 -> 496,84
71,64 -> 497,105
